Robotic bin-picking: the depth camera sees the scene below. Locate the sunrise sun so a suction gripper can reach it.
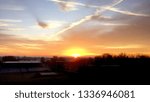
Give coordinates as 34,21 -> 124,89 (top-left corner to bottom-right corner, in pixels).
63,48 -> 93,58
72,53 -> 81,58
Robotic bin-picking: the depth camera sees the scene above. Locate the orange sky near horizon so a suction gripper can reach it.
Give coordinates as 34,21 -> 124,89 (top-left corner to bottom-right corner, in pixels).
0,0 -> 150,57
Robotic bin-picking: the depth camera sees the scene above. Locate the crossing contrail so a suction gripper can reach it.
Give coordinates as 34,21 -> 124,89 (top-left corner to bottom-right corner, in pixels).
49,0 -> 149,17
49,0 -> 125,38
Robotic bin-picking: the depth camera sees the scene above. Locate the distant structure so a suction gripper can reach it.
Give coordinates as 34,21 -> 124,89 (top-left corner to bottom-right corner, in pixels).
0,60 -> 49,73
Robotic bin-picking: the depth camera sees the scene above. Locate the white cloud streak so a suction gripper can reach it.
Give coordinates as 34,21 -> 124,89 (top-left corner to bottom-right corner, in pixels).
0,22 -> 14,27
104,7 -> 150,17
51,11 -> 99,37
15,43 -> 43,50
33,20 -> 66,29
49,0 -> 125,39
100,22 -> 128,26
104,45 -> 143,49
50,0 -> 82,11
93,44 -> 144,49
0,19 -> 22,23
57,2 -> 78,11
50,0 -> 85,6
48,0 -> 150,40
0,19 -> 22,28
49,0 -> 150,17
1,28 -> 25,31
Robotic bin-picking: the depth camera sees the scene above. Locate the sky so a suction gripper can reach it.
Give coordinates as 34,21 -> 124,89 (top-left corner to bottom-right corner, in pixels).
0,0 -> 150,56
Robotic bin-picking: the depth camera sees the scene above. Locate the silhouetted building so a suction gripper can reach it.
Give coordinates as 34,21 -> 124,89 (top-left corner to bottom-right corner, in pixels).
0,60 -> 49,73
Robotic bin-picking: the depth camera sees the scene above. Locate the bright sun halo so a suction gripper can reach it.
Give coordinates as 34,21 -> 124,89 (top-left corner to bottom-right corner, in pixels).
72,53 -> 81,58
63,48 -> 93,58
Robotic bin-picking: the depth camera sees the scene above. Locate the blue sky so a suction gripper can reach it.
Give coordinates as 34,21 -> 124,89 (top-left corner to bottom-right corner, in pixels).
0,0 -> 150,56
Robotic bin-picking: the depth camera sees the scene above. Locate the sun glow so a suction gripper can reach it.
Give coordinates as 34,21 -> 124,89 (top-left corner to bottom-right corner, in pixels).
63,48 -> 93,57
72,53 -> 81,58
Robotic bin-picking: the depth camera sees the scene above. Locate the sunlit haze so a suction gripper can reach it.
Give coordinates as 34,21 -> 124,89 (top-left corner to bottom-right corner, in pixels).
0,0 -> 150,56
62,48 -> 95,57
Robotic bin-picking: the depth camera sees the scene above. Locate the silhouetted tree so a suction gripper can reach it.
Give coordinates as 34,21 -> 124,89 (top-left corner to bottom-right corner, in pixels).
2,56 -> 17,61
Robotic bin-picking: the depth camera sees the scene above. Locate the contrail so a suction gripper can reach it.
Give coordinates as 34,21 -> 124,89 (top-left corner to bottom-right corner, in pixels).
49,0 -> 149,40
103,7 -> 150,17
51,10 -> 99,37
49,0 -> 149,17
50,0 -> 87,7
41,0 -> 149,29
49,0 -> 124,7
50,0 -> 125,39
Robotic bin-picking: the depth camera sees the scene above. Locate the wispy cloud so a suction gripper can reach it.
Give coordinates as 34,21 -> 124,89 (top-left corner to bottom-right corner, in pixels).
0,19 -> 22,23
49,0 -> 150,41
1,28 -> 25,31
57,1 -> 78,11
49,0 -> 125,10
0,19 -> 21,27
0,22 -> 14,27
91,15 -> 112,21
49,0 -> 125,39
33,20 -> 65,29
51,11 -> 99,38
104,7 -> 150,17
0,19 -> 23,32
0,33 -> 49,56
49,0 -> 149,17
50,0 -> 81,11
37,21 -> 48,28
86,3 -> 150,17
99,22 -> 128,26
14,43 -> 43,50
0,33 -> 46,46
103,45 -> 144,49
7,28 -> 25,31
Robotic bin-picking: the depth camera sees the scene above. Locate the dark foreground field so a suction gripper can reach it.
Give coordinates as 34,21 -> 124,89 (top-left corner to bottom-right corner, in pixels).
0,54 -> 150,85
0,67 -> 149,85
